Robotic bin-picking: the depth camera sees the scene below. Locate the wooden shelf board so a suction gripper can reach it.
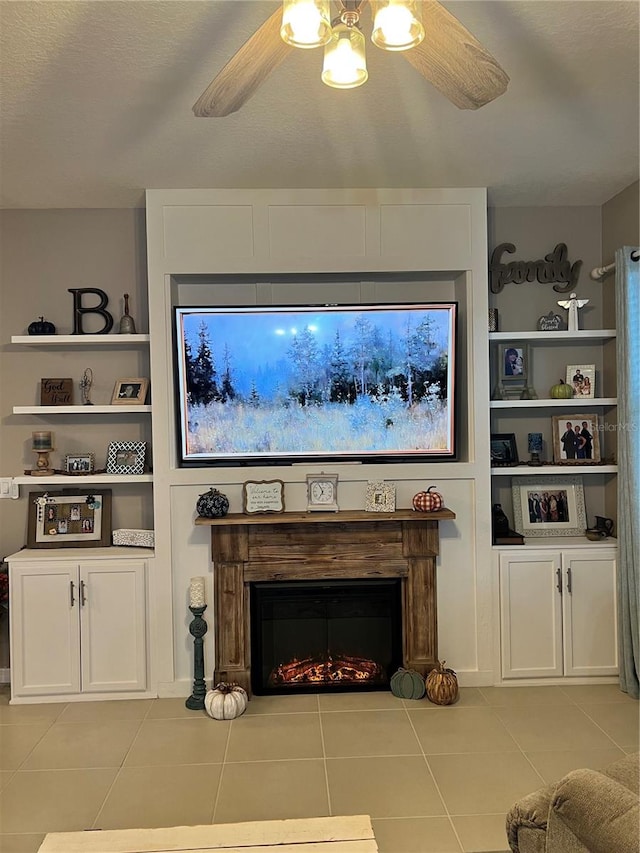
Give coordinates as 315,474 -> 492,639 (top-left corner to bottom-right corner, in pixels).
13,474 -> 153,485
11,334 -> 150,345
488,330 -> 616,341
195,508 -> 456,526
490,398 -> 617,408
13,405 -> 152,415
491,465 -> 618,476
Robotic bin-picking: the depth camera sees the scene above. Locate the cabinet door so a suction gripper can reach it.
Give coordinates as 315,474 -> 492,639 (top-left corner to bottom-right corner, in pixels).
500,552 -> 563,679
79,560 -> 147,692
562,550 -> 618,677
9,562 -> 81,697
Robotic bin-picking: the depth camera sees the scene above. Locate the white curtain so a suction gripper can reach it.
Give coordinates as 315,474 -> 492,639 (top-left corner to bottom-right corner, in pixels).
615,247 -> 639,698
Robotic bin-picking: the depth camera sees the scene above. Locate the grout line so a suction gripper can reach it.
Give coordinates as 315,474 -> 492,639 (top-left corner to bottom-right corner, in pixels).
210,710 -> 234,823
316,702 -> 333,817
404,702 -> 464,853
90,715 -> 147,829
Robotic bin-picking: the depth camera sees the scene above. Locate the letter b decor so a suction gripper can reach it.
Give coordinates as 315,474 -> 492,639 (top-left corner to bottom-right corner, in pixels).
68,288 -> 114,335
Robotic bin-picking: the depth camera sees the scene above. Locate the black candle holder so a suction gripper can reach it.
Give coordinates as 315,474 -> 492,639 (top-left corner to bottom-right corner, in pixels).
185,604 -> 208,710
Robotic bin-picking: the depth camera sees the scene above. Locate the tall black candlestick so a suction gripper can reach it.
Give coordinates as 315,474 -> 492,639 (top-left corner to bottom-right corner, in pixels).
185,604 -> 208,710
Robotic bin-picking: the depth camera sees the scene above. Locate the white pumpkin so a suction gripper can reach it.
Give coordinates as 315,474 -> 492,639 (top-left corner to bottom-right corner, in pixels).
204,682 -> 248,720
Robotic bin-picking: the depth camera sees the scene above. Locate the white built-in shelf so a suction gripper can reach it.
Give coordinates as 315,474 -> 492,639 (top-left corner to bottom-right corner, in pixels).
493,535 -> 617,550
11,334 -> 150,345
490,397 -> 617,408
13,474 -> 153,485
491,465 -> 618,476
488,330 -> 616,342
13,405 -> 152,415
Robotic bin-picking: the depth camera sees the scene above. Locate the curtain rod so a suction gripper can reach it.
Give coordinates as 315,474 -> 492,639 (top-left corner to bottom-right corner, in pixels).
590,249 -> 639,281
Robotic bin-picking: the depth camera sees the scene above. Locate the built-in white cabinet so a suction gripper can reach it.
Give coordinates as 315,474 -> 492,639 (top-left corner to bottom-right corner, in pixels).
499,547 -> 618,680
7,549 -> 148,701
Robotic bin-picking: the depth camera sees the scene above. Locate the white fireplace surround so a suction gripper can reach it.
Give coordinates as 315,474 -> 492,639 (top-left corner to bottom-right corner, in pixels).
145,188 -> 493,696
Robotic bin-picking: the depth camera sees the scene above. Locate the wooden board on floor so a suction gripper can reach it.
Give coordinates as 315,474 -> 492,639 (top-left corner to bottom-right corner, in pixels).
38,815 -> 378,853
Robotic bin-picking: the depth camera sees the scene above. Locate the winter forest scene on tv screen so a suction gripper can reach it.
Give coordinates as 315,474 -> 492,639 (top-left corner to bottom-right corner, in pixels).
177,305 -> 455,460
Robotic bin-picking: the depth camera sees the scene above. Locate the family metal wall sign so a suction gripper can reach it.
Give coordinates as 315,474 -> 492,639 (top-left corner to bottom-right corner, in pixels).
490,243 -> 583,294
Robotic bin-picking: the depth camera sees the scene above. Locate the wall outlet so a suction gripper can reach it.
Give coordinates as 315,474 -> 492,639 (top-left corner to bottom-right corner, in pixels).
0,478 -> 19,499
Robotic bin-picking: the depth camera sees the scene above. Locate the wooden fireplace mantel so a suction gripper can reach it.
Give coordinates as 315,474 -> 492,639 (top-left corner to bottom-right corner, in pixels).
197,509 -> 456,694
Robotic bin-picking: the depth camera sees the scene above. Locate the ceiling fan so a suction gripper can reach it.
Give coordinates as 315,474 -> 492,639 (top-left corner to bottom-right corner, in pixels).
193,0 -> 509,118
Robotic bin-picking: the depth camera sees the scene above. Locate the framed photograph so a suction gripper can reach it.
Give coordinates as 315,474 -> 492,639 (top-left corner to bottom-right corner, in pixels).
565,364 -> 595,398
243,479 -> 285,514
551,414 -> 601,463
28,490 -> 112,548
111,378 -> 149,405
365,481 -> 396,513
490,433 -> 519,466
498,344 -> 528,383
64,452 -> 95,474
106,441 -> 146,475
512,477 -> 586,537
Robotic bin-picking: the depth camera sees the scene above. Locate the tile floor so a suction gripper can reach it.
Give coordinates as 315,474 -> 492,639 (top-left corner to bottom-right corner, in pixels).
0,684 -> 637,853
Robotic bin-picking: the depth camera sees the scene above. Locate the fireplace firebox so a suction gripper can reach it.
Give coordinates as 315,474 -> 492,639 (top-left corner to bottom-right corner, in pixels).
250,579 -> 402,695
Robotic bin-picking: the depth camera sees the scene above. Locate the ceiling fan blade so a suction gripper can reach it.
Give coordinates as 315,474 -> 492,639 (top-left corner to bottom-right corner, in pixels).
193,7 -> 293,117
401,1 -> 509,109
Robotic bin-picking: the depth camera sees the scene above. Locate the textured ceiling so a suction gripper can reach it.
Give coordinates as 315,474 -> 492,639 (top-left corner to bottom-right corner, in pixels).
0,0 -> 638,209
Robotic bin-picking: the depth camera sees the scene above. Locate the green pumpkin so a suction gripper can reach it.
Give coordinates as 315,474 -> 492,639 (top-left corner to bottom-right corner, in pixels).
550,379 -> 574,399
390,667 -> 426,700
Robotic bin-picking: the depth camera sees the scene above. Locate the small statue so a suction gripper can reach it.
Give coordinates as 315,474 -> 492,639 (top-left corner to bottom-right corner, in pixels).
557,292 -> 589,331
118,293 -> 137,334
80,368 -> 93,405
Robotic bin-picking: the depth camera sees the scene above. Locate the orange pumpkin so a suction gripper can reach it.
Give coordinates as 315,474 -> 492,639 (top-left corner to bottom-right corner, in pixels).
412,486 -> 444,512
425,661 -> 459,705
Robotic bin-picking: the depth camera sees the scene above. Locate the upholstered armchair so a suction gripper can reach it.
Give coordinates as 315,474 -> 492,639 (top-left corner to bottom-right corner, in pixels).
506,752 -> 639,853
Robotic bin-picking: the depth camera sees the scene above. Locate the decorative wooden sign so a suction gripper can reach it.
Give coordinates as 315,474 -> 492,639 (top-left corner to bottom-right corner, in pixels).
40,378 -> 73,405
242,479 -> 285,514
490,243 -> 582,294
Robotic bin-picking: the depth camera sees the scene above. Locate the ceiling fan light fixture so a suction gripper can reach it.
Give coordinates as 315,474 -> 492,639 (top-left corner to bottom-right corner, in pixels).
321,22 -> 368,89
371,0 -> 424,51
280,0 -> 332,49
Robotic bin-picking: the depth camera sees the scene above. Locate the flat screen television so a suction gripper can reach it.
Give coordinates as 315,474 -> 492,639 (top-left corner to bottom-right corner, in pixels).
174,302 -> 457,465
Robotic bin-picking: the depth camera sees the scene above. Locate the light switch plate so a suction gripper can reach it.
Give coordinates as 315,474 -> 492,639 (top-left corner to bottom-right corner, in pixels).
0,478 -> 19,499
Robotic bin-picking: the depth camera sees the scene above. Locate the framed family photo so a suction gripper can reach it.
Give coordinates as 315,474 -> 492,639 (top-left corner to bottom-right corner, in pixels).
106,441 -> 147,475
28,490 -> 112,548
512,476 -> 586,537
552,414 -> 601,463
565,364 -> 595,398
64,452 -> 95,474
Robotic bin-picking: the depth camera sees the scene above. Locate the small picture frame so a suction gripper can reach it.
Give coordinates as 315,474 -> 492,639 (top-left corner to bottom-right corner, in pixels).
490,433 -> 519,466
499,344 -> 528,383
111,378 -> 149,405
243,479 -> 285,514
512,476 -> 586,537
565,364 -> 595,399
64,452 -> 95,474
365,481 -> 396,513
106,441 -> 146,475
28,489 -> 112,548
551,414 -> 601,463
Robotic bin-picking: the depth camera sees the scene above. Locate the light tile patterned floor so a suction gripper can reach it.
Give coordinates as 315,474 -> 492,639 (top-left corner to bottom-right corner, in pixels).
0,684 -> 636,853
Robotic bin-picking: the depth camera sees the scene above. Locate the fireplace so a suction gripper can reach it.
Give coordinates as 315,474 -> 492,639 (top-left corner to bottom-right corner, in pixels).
195,508 -> 456,696
250,579 -> 402,695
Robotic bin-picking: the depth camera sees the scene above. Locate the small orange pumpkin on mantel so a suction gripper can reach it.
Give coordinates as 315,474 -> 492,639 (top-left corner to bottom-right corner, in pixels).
412,486 -> 444,512
425,660 -> 459,705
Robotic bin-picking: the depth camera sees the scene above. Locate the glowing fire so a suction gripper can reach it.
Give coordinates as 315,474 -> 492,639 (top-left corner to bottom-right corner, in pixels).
269,654 -> 384,686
